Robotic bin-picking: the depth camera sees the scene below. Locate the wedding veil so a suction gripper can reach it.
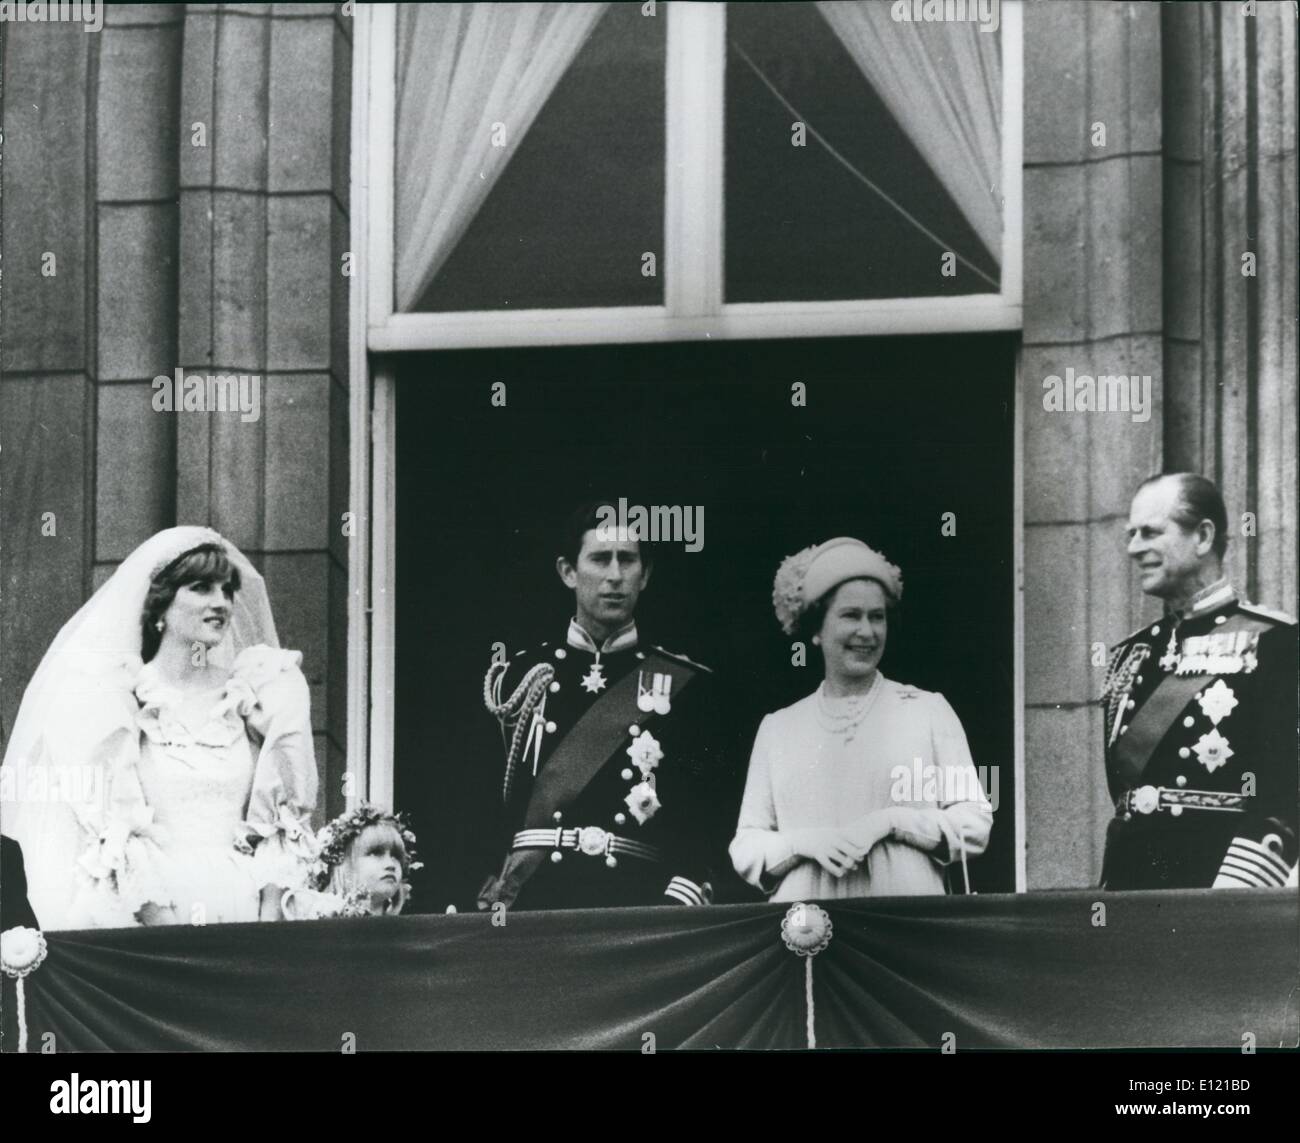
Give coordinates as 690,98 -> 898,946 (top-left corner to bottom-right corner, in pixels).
1,526 -> 279,929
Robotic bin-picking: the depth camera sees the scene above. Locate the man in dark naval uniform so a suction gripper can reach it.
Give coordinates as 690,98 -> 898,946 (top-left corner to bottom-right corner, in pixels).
1101,473 -> 1297,890
477,502 -> 724,911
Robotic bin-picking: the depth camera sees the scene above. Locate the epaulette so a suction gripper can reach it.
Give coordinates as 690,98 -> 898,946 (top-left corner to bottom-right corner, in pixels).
1238,601 -> 1297,627
650,645 -> 713,674
1113,620 -> 1156,649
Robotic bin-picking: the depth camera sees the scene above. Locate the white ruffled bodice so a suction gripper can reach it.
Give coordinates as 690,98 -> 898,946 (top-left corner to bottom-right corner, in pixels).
134,661 -> 261,852
58,645 -> 319,928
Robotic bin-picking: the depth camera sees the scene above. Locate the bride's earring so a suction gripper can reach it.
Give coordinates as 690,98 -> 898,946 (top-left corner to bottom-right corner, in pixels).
155,619 -> 165,632
811,635 -> 821,645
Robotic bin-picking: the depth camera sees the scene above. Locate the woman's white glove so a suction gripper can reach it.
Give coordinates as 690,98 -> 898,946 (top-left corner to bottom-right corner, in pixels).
842,809 -> 896,855
788,828 -> 867,878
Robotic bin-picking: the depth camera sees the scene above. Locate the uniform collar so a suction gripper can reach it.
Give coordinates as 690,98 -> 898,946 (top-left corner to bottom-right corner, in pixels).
1171,577 -> 1236,623
567,618 -> 638,655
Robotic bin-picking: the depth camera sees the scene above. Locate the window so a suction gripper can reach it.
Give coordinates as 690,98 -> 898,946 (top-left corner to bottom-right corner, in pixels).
364,1 -> 1023,348
397,4 -> 666,313
725,2 -> 1001,302
351,3 -> 1028,889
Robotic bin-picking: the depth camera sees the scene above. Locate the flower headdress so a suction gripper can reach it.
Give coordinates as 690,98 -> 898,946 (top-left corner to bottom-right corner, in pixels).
772,537 -> 903,636
309,803 -> 422,892
772,543 -> 821,637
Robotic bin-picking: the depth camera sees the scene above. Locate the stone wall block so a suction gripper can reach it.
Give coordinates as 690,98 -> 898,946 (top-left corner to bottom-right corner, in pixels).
1,26 -> 89,373
1023,523 -> 1092,705
97,23 -> 182,201
1025,705 -> 1105,888
1086,156 -> 1162,340
1021,343 -> 1091,524
1084,334 -> 1163,519
1023,0 -> 1087,164
95,383 -> 175,561
213,9 -> 271,191
211,190 -> 268,371
267,195 -> 334,371
1023,166 -> 1088,344
268,16 -> 336,193
97,203 -> 179,381
264,374 -> 332,551
180,11 -> 219,187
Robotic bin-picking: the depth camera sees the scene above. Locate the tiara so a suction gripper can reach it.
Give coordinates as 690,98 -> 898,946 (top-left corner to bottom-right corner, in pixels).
310,803 -> 422,891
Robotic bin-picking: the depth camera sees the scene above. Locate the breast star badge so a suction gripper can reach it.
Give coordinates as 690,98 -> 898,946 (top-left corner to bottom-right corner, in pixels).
580,662 -> 607,694
1192,728 -> 1234,773
1196,678 -> 1238,726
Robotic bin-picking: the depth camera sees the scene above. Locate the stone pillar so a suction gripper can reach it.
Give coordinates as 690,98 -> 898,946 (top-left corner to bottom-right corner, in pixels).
93,5 -> 183,580
2,5 -> 351,827
176,2 -> 353,823
1021,1 -> 1165,887
1162,0 -> 1297,611
0,22 -> 96,738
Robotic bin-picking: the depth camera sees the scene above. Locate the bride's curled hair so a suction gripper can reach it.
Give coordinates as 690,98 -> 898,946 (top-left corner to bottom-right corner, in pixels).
140,543 -> 242,661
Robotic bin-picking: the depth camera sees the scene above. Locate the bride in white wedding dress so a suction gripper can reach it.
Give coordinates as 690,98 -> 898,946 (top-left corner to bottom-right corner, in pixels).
1,527 -> 319,929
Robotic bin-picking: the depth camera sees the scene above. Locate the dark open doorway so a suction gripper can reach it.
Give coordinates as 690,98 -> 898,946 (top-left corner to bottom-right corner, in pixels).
393,333 -> 1017,909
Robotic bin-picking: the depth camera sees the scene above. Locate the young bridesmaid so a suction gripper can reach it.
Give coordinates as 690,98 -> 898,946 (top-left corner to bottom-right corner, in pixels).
282,804 -> 421,919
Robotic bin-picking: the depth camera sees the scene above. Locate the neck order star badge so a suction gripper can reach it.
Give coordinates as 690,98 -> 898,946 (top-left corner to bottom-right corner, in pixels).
581,662 -> 607,694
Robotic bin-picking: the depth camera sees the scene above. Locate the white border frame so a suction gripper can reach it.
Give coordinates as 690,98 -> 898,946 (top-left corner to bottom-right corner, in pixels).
363,1 -> 1023,351
350,1 -> 1028,872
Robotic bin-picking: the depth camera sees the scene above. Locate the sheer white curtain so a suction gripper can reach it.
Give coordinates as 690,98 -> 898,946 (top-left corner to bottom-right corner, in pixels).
816,1 -> 1002,264
395,2 -> 609,311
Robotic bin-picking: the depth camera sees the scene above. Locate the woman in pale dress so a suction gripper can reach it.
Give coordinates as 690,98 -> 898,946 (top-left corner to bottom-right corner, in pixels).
1,526 -> 318,929
730,537 -> 992,902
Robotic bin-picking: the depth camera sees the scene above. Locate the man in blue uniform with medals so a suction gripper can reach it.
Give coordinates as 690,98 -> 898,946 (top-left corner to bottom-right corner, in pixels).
1101,473 -> 1298,890
478,502 -> 722,911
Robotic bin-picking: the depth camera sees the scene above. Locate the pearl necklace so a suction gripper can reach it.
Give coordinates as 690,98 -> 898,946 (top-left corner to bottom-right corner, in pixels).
816,673 -> 882,744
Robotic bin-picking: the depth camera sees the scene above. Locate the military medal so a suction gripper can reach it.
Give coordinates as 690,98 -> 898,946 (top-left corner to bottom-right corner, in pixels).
1158,627 -> 1180,672
1175,630 -> 1259,676
637,670 -> 672,715
580,661 -> 607,694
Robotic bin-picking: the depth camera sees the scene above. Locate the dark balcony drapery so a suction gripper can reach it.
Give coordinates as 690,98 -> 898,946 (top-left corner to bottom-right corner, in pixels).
5,889 -> 1296,1052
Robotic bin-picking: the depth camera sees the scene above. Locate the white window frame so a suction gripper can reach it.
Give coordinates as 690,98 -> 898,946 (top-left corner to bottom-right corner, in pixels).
349,1 -> 1027,889
364,1 -> 1022,349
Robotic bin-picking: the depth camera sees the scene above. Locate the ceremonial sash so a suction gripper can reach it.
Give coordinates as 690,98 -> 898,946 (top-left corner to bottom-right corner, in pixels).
1112,612 -> 1272,788
523,650 -> 698,825
479,651 -> 699,908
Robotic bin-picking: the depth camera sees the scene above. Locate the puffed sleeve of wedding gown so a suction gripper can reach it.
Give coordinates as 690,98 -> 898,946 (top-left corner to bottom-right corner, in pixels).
34,653 -> 171,929
231,645 -> 319,893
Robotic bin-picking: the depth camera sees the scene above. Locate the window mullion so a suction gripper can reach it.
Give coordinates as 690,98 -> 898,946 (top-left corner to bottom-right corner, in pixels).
665,1 -> 725,318
368,1 -> 396,326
